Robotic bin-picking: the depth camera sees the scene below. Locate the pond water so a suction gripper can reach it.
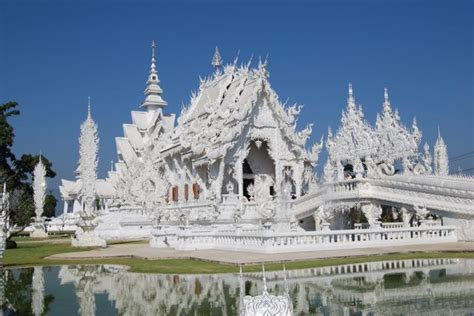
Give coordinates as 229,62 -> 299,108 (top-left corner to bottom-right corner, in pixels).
1,258 -> 473,315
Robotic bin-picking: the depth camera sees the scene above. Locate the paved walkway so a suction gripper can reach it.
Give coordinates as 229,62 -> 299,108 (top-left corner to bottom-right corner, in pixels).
47,242 -> 474,265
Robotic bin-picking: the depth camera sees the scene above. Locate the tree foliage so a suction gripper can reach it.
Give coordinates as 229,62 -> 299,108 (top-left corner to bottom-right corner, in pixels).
0,101 -> 57,228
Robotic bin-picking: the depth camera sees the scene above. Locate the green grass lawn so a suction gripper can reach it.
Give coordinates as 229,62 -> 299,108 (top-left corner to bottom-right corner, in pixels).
3,240 -> 474,274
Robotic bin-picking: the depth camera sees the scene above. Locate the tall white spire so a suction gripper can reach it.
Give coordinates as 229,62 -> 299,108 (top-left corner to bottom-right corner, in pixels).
77,99 -> 99,214
33,154 -> 46,221
140,40 -> 167,111
211,46 -> 223,70
434,127 -> 449,176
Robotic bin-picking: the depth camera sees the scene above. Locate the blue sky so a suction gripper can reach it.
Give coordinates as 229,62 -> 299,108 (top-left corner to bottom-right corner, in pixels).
1,0 -> 473,199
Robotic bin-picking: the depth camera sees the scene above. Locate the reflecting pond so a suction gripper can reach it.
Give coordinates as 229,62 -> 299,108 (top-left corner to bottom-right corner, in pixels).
2,258 -> 474,315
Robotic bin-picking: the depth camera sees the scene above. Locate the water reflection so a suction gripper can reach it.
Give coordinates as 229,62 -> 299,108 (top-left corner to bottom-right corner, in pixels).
1,258 -> 473,315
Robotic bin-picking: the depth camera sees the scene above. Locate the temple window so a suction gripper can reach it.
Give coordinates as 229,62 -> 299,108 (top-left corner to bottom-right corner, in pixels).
172,186 -> 179,202
192,183 -> 200,199
184,184 -> 189,201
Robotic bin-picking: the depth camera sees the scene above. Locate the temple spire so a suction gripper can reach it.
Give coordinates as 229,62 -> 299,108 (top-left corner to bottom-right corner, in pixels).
212,46 -> 223,71
140,41 -> 167,111
434,127 -> 449,176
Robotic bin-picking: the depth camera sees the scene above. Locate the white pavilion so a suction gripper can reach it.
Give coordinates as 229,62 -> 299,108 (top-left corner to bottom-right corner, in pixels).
56,43 -> 474,251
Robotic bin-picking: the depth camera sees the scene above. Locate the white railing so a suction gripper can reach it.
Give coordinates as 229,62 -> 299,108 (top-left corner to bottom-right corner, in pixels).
381,222 -> 405,229
354,223 -> 370,230
152,225 -> 457,253
292,175 -> 474,220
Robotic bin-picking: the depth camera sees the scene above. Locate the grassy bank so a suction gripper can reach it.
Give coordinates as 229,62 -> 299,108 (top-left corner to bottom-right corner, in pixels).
3,240 -> 474,274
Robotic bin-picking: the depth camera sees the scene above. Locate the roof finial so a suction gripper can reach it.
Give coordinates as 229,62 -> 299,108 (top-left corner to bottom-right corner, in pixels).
438,125 -> 441,138
348,83 -> 356,108
140,41 -> 167,110
150,41 -> 157,75
383,87 -> 391,109
151,40 -> 156,60
87,96 -> 91,119
110,160 -> 114,172
212,46 -> 223,70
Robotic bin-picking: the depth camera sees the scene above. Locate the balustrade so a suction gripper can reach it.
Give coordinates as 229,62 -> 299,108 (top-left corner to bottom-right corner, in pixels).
155,224 -> 457,252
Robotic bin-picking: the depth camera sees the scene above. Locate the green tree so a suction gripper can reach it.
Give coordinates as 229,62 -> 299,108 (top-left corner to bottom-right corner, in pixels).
0,101 -> 57,229
44,192 -> 57,218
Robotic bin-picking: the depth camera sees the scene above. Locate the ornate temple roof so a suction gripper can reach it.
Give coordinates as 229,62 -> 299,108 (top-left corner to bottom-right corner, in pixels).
168,59 -> 321,164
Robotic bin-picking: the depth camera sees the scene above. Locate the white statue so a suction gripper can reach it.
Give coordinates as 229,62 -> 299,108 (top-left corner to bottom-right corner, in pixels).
361,203 -> 382,228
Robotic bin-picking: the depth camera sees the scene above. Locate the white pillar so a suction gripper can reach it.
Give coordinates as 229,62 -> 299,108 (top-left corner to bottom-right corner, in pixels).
63,200 -> 68,214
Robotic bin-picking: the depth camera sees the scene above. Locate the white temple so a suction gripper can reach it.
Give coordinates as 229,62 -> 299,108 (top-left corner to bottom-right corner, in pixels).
55,42 -> 474,251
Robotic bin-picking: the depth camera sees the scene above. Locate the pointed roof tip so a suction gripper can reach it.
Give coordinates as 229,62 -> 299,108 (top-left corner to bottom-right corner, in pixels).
87,96 -> 92,118
212,46 -> 223,68
438,125 -> 441,138
151,40 -> 156,55
348,83 -> 353,96
383,87 -> 391,108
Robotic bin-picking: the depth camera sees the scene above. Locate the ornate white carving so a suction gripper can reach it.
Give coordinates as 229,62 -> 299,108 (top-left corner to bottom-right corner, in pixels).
434,130 -> 449,176
326,84 -> 377,165
240,266 -> 293,316
360,203 -> 382,228
33,158 -> 46,221
76,102 -> 99,214
375,89 -> 420,164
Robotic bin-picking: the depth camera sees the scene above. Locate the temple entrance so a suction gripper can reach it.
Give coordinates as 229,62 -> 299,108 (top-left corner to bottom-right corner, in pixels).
242,140 -> 276,201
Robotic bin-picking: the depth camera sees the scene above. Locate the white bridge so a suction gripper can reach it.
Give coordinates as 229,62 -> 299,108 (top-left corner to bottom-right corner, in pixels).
292,175 -> 474,221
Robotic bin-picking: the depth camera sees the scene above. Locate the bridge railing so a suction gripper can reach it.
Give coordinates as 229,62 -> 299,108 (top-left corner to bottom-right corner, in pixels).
154,224 -> 457,253
291,175 -> 474,219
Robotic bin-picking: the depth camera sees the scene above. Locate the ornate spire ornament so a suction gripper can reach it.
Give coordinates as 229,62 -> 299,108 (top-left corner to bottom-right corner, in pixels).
87,96 -> 91,119
383,87 -> 390,110
211,46 -> 223,70
327,84 -> 376,164
33,154 -> 46,221
76,99 -> 99,214
348,83 -> 355,109
434,127 -> 449,176
375,88 -> 418,164
422,142 -> 433,174
140,40 -> 167,111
